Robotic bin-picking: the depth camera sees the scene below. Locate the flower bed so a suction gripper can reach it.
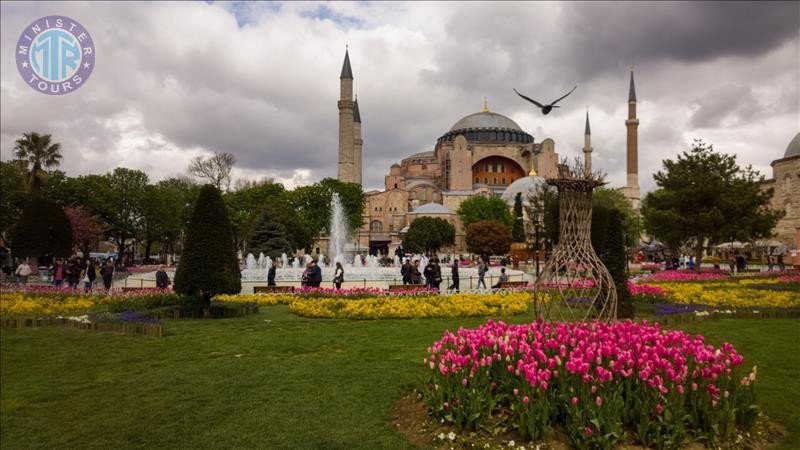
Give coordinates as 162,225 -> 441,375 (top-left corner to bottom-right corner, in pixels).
640,270 -> 729,283
654,282 -> 800,308
217,291 -> 532,319
0,289 -> 184,317
423,320 -> 758,449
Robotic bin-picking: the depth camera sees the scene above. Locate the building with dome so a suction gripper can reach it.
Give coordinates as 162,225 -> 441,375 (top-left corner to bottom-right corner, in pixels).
762,132 -> 800,250
353,97 -> 562,254
337,50 -> 637,255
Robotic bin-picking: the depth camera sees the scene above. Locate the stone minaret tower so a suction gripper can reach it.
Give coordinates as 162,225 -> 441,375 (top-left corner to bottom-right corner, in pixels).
624,68 -> 641,209
583,110 -> 593,176
337,49 -> 357,184
353,96 -> 363,185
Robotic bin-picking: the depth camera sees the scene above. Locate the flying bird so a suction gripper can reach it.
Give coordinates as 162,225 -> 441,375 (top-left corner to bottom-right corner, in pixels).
513,85 -> 578,115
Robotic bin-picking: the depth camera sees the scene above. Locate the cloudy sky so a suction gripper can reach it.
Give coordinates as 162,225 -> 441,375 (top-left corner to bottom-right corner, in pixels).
1,1 -> 798,193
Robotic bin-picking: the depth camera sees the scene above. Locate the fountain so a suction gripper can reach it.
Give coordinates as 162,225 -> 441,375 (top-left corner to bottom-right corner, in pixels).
232,193 -> 529,291
328,192 -> 349,262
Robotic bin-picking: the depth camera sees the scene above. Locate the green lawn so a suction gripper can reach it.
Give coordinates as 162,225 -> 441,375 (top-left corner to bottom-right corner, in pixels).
1,308 -> 798,449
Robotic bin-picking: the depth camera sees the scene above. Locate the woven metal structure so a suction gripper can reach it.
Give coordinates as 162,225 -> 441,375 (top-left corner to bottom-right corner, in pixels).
533,164 -> 617,322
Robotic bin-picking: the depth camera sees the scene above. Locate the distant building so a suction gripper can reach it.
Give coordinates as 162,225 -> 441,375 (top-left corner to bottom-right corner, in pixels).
762,132 -> 800,249
335,50 -> 641,255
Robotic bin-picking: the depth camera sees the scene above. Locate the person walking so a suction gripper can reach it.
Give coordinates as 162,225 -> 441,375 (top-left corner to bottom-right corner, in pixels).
307,261 -> 322,288
267,261 -> 277,287
333,262 -> 344,289
492,267 -> 509,289
423,259 -> 436,289
448,258 -> 460,292
52,258 -> 66,287
81,259 -> 96,293
155,265 -> 171,289
401,258 -> 412,285
432,258 -> 442,290
777,254 -> 785,271
411,259 -> 422,285
767,255 -> 774,271
477,258 -> 488,289
100,259 -> 115,291
67,257 -> 81,289
15,260 -> 32,285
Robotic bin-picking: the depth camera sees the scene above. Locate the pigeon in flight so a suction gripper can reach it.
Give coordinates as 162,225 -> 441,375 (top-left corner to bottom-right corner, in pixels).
513,85 -> 577,115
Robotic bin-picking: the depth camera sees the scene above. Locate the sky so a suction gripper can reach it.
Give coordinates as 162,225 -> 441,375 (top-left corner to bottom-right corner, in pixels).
1,1 -> 798,193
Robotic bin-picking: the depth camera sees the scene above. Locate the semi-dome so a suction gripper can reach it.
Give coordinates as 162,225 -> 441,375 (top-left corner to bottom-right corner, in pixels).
450,111 -> 523,132
501,175 -> 546,206
410,202 -> 454,215
784,132 -> 800,159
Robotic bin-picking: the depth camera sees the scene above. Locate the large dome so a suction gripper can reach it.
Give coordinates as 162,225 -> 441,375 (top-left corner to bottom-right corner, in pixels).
784,132 -> 800,159
501,175 -> 547,207
450,111 -> 522,132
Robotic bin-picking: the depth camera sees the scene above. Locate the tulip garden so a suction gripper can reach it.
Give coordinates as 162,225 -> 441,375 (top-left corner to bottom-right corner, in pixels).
1,270 -> 799,449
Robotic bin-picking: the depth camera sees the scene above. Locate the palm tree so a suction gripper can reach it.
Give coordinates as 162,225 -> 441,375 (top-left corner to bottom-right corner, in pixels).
13,132 -> 62,194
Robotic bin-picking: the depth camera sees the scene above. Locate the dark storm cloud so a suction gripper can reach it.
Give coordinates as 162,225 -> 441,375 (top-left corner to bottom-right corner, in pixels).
1,1 -> 797,191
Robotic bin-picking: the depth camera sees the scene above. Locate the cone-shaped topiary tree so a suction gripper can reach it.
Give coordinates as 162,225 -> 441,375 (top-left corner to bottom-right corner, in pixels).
604,208 -> 633,318
247,212 -> 293,259
512,192 -> 525,243
8,197 -> 73,263
174,184 -> 241,312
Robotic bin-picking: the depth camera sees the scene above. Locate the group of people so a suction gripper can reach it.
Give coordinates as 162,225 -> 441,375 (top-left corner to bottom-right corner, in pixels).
398,256 -> 509,291
10,256 -> 116,292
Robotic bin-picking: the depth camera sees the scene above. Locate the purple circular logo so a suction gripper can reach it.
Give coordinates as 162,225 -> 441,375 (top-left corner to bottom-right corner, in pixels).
15,15 -> 95,95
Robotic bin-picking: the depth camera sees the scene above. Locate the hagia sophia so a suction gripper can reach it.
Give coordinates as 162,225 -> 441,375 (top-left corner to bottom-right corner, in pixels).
333,50 -> 799,256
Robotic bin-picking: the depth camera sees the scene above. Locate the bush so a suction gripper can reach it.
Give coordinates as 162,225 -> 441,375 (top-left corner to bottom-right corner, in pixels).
174,185 -> 241,308
465,220 -> 511,259
8,197 -> 73,260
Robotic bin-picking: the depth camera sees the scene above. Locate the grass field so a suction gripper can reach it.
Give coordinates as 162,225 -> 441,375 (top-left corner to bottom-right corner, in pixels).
1,307 -> 798,449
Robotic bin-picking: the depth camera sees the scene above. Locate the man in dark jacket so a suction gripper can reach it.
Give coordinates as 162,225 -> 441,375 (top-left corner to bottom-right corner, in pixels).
100,259 -> 115,291
448,257 -> 460,292
307,261 -> 322,287
155,266 -> 171,289
401,258 -> 412,285
267,262 -> 277,286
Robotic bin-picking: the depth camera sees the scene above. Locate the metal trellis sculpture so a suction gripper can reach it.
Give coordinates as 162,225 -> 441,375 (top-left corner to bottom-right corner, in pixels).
533,162 -> 617,322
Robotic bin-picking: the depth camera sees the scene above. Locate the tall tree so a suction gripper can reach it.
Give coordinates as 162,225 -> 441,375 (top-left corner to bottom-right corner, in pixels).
457,195 -> 514,230
225,179 -> 288,250
13,132 -> 63,195
289,178 -> 365,241
188,152 -> 236,192
8,198 -> 73,263
512,192 -> 526,243
0,160 -> 28,235
247,212 -> 293,258
174,184 -> 241,314
402,217 -> 455,255
64,205 -> 107,258
641,140 -> 782,272
465,220 -> 512,259
105,168 -> 149,264
603,209 -> 633,319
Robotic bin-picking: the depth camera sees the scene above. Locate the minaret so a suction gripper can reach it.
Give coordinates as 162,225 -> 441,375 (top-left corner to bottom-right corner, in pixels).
583,110 -> 593,176
353,96 -> 363,185
337,49 -> 356,183
624,68 -> 641,209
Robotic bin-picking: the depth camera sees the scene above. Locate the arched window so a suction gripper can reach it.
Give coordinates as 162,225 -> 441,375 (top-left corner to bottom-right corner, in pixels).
475,177 -> 480,184
785,176 -> 792,194
484,177 -> 488,184
370,220 -> 383,232
493,177 -> 497,184
502,177 -> 506,185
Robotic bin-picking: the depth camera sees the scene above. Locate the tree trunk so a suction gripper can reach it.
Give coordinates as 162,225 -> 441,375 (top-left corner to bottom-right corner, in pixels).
694,243 -> 705,273
144,239 -> 152,263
